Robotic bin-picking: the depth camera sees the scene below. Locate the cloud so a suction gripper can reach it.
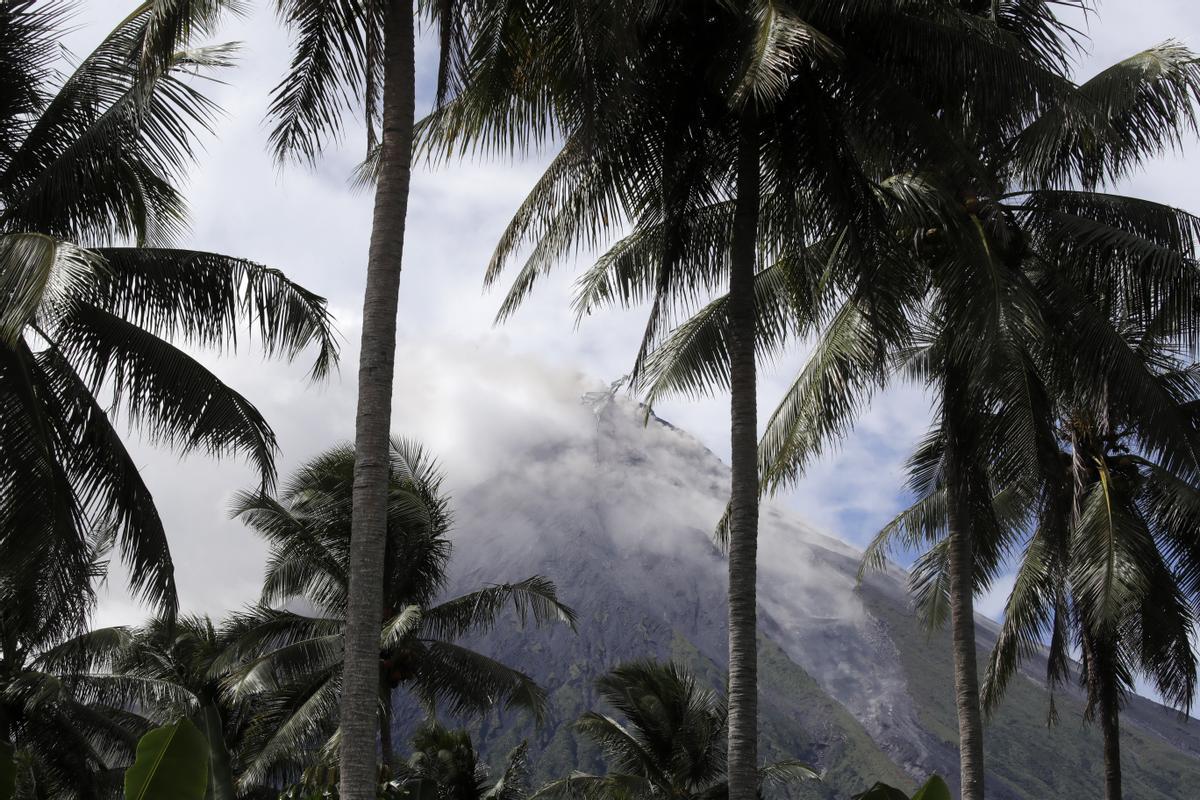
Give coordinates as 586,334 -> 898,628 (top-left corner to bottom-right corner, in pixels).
93,332 -> 611,626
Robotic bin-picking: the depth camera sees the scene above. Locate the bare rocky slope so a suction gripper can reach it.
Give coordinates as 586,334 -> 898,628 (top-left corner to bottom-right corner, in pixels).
393,390 -> 1199,799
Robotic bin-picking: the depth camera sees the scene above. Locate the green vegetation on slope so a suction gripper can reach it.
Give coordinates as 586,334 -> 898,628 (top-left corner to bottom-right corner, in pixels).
458,621 -> 911,799
864,594 -> 1198,800
754,636 -> 913,798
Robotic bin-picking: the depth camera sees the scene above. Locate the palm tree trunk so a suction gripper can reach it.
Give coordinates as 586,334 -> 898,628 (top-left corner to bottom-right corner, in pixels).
725,115 -> 760,800
1081,628 -> 1123,800
943,370 -> 985,800
946,510 -> 986,800
1072,429 -> 1122,800
339,3 -> 415,799
1098,656 -> 1123,800
381,687 -> 395,776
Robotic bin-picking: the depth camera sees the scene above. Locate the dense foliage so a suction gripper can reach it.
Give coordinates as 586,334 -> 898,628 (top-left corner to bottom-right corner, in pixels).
0,0 -> 337,620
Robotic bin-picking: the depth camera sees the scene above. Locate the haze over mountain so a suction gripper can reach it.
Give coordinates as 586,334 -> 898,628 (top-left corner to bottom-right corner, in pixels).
394,385 -> 1200,800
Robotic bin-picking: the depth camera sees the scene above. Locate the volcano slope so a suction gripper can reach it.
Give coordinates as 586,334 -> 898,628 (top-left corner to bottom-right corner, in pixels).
393,391 -> 1199,800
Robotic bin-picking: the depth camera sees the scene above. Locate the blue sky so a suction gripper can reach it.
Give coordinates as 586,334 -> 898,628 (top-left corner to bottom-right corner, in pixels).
64,2 -> 1200,632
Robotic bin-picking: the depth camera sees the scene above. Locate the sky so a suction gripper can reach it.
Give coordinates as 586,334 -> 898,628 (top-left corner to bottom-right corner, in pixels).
61,1 -> 1200,628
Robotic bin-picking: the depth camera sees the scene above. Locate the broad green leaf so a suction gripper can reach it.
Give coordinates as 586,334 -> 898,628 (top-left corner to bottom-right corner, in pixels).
125,718 -> 210,800
200,705 -> 237,800
911,776 -> 952,800
852,782 -> 914,800
0,742 -> 15,800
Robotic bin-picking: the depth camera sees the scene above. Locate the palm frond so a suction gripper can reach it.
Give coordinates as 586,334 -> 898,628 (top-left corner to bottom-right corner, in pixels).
484,132 -> 629,319
858,488 -> 947,581
0,2 -> 64,167
379,605 -> 422,651
2,19 -> 235,244
131,0 -> 248,80
0,234 -> 104,346
483,742 -> 531,800
268,0 -> 369,163
233,633 -> 344,696
572,713 -> 667,788
1129,557 -> 1197,712
57,303 -> 279,485
908,540 -> 952,631
411,641 -> 547,721
1010,42 -> 1200,189
87,248 -> 338,380
758,296 -> 895,493
237,669 -> 341,787
1068,470 -> 1155,633
630,255 -> 804,407
221,607 -> 343,679
1137,457 -> 1200,599
232,491 -> 348,611
733,1 -> 841,106
530,773 -> 651,800
757,759 -> 818,787
36,348 -> 176,611
981,527 -> 1067,712
0,341 -> 94,625
570,202 -> 737,324
30,625 -> 135,675
420,576 -> 577,640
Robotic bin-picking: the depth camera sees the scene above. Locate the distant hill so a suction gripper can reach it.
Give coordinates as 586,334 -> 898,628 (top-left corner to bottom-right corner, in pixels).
392,390 -> 1197,800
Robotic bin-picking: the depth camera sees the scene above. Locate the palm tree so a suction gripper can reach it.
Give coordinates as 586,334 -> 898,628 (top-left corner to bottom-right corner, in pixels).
630,26 -> 1200,800
421,5 -> 1080,798
266,0 -> 595,785
225,438 -> 575,788
278,722 -> 529,800
53,615 -> 279,800
531,660 -> 815,800
401,722 -> 530,800
263,0 -> 547,788
0,530 -> 148,799
980,339 -> 1200,800
0,1 -> 338,618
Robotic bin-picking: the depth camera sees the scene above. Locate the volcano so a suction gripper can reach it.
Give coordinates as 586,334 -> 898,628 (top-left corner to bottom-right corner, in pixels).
394,386 -> 1199,800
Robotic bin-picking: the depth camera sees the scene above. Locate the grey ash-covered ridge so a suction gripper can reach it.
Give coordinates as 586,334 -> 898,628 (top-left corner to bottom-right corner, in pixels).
393,389 -> 1200,800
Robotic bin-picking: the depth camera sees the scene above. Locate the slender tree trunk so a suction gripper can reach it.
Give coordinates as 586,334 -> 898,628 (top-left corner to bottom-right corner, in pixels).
0,672 -> 11,744
380,687 -> 395,776
339,3 -> 415,799
943,371 -> 985,800
1097,652 -> 1123,800
1072,429 -> 1122,800
946,511 -> 986,800
725,115 -> 760,800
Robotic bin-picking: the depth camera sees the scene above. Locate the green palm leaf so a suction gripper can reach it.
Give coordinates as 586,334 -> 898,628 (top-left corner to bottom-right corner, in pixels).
1010,42 -> 1200,189
420,577 -> 577,640
0,234 -> 104,345
267,0 -> 370,163
57,303 -> 279,484
87,248 -> 338,379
